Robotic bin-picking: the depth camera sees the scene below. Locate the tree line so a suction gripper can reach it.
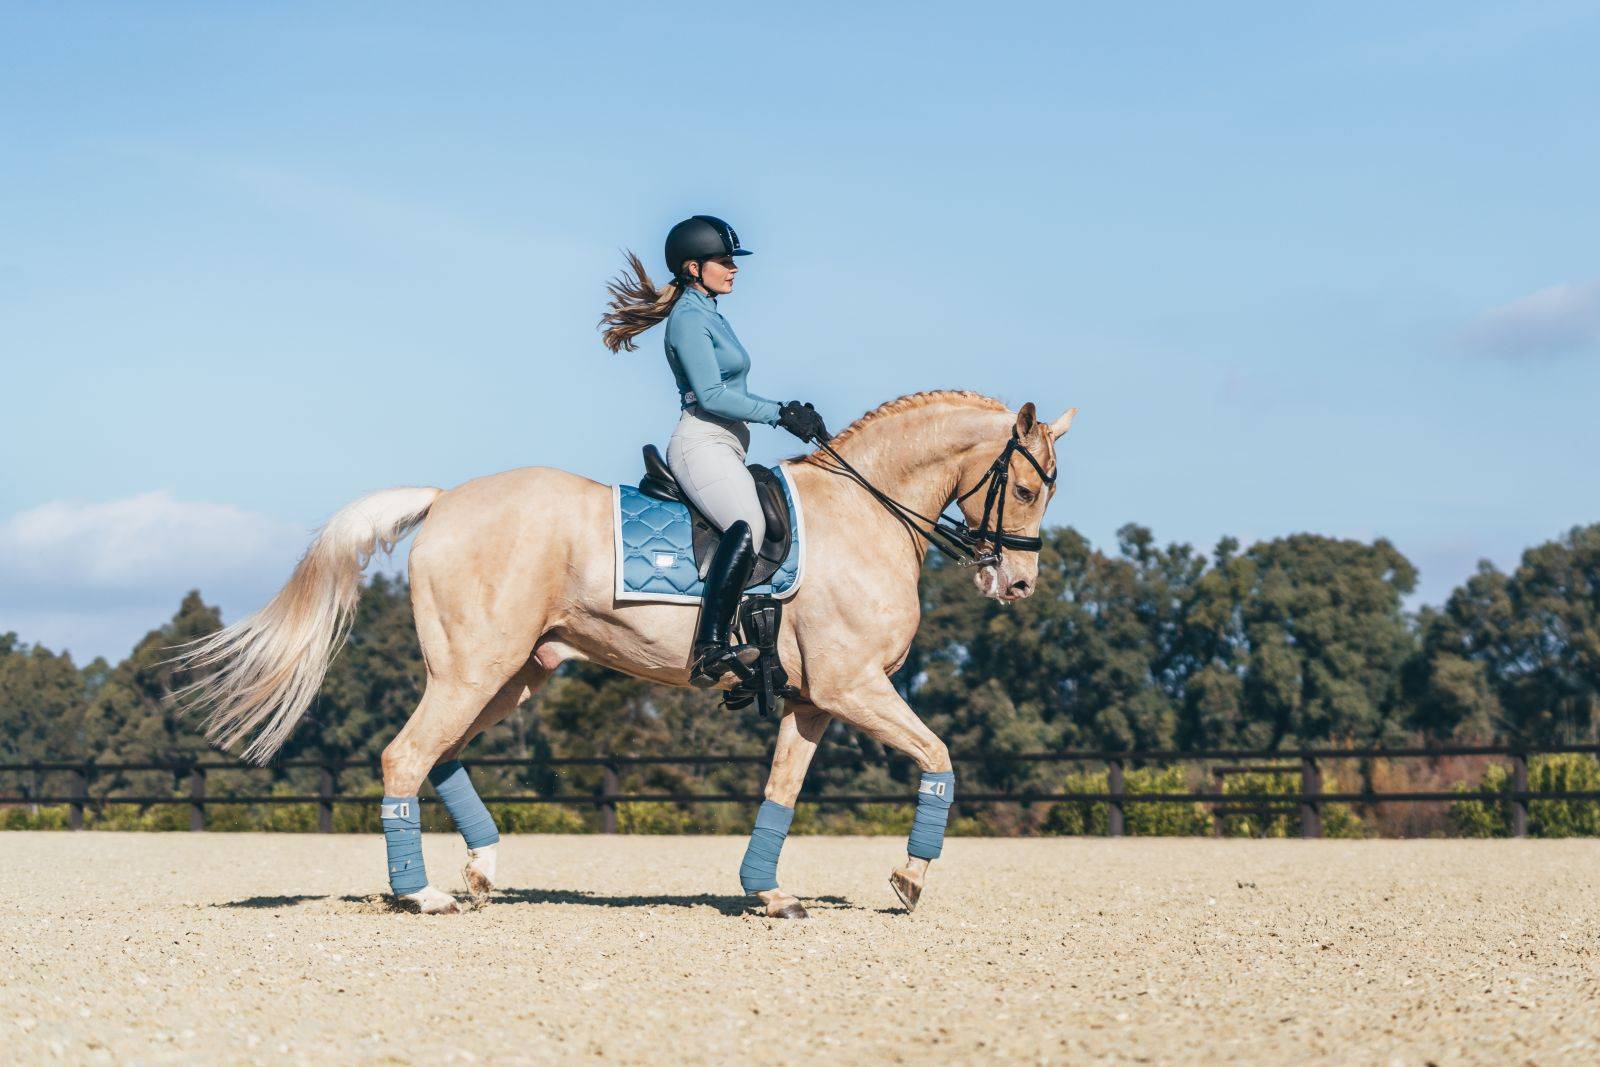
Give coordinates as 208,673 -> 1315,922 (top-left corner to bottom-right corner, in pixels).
2,521 -> 1597,822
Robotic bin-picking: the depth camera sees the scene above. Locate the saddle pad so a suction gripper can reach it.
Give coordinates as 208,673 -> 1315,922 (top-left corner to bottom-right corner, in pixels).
612,465 -> 805,604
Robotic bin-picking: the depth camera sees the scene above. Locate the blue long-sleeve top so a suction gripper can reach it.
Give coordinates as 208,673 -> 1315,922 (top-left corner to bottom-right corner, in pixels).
663,287 -> 781,425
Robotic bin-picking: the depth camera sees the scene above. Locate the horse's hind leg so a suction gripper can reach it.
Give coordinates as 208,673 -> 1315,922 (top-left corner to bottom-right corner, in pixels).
444,658 -> 561,902
742,701 -> 830,918
380,669 -> 528,914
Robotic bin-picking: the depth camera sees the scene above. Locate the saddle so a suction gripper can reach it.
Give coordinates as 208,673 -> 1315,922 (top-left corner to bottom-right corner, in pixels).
637,445 -> 800,716
637,445 -> 795,588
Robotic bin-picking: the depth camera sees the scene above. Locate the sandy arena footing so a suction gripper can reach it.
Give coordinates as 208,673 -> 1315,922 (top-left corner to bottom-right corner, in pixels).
3,832 -> 1599,1064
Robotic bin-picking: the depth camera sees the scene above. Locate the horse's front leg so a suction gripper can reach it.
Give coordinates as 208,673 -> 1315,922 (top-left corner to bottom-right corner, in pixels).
808,673 -> 953,914
741,701 -> 830,919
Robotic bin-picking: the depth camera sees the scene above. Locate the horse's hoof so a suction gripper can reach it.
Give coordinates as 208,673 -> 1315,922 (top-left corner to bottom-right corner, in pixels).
397,885 -> 462,915
462,862 -> 493,905
772,902 -> 809,920
889,869 -> 922,913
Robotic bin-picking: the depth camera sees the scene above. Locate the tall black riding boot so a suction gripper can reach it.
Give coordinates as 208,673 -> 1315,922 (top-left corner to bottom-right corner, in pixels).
690,521 -> 761,688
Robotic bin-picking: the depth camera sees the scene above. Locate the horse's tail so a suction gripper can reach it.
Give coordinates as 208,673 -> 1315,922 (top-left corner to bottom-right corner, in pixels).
174,486 -> 442,764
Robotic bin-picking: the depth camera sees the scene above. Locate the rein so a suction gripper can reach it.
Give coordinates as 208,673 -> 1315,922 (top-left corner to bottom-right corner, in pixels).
811,428 -> 1056,568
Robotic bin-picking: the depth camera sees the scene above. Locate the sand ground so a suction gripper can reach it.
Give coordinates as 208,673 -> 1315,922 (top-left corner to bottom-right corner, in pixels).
3,832 -> 1599,1065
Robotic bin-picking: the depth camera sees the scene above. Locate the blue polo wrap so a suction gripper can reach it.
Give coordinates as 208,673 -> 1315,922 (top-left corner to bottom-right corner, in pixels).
381,795 -> 427,895
907,771 -> 956,860
428,760 -> 500,849
738,800 -> 794,892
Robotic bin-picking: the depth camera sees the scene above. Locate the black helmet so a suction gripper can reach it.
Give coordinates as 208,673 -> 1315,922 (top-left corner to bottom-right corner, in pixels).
664,215 -> 751,278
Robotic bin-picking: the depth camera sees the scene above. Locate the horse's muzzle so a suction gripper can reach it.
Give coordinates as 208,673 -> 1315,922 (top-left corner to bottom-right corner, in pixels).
974,562 -> 1036,602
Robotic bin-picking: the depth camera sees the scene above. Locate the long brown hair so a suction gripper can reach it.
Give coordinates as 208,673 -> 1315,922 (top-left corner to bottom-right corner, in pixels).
598,251 -> 683,353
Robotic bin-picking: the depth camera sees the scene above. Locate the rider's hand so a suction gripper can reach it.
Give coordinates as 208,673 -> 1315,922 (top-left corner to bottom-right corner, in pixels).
778,400 -> 830,444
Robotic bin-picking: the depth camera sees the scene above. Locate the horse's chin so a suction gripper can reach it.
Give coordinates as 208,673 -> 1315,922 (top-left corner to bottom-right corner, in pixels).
973,565 -> 1002,599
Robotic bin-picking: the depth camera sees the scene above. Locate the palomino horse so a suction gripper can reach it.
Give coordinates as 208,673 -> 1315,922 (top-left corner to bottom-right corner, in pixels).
180,390 -> 1076,917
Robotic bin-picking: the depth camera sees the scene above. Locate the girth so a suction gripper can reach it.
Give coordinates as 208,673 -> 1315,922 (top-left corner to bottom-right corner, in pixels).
636,445 -> 795,588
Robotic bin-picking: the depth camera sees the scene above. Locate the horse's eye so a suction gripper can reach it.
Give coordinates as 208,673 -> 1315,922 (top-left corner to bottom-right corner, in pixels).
1014,485 -> 1036,503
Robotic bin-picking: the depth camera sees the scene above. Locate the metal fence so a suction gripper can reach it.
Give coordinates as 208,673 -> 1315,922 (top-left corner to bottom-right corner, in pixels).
4,743 -> 1600,837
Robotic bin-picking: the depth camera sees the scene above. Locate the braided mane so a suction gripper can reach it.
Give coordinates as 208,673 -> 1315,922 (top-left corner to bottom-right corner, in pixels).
800,390 -> 1009,465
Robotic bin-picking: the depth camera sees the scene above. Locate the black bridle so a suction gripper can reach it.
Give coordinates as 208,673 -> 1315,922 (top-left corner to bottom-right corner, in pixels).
811,428 -> 1056,567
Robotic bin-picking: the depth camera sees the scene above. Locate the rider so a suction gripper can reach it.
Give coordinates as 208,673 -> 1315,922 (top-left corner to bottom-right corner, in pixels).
600,214 -> 829,688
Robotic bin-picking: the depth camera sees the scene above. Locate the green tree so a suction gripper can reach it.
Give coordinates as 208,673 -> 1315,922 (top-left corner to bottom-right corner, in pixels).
78,591 -> 223,796
1412,525 -> 1600,743
0,634 -> 91,790
1181,534 -> 1417,748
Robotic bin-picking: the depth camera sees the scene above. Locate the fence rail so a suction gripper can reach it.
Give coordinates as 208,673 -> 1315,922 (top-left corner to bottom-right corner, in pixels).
3,744 -> 1597,837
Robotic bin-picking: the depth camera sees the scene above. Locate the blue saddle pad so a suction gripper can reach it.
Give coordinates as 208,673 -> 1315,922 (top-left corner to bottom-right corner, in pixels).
612,465 -> 805,604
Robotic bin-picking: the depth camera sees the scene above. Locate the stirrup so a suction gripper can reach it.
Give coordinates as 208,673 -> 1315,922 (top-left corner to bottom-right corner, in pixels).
690,643 -> 760,688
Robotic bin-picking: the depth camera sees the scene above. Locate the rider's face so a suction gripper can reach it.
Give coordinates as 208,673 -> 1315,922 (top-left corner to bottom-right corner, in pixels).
691,255 -> 738,295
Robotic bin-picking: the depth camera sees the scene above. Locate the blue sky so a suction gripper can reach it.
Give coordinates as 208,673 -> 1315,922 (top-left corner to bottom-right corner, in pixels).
3,2 -> 1599,661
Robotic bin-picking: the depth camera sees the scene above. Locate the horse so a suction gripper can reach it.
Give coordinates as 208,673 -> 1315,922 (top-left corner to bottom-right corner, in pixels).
178,390 -> 1076,917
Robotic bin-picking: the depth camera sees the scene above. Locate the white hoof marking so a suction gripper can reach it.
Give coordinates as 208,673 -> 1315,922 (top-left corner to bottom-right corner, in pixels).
403,885 -> 461,915
464,844 -> 497,901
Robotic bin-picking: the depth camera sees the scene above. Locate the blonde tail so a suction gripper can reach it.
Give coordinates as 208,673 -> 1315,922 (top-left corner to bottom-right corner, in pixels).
174,486 -> 442,764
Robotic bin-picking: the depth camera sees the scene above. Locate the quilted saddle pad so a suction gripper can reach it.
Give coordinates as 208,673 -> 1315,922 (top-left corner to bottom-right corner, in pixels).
611,465 -> 805,604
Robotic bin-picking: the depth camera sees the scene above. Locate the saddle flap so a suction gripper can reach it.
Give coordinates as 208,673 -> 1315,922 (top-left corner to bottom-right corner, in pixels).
748,464 -> 790,547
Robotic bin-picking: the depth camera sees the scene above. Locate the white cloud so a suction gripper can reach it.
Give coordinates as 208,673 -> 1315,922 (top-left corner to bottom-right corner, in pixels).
1462,279 -> 1600,360
0,493 -> 315,660
0,492 -> 305,599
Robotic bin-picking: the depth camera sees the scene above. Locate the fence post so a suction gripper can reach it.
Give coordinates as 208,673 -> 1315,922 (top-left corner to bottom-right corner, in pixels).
600,763 -> 618,834
318,766 -> 336,834
69,764 -> 87,831
1510,752 -> 1529,838
188,768 -> 206,832
1299,757 -> 1323,839
1106,759 -> 1125,837
1209,768 -> 1223,837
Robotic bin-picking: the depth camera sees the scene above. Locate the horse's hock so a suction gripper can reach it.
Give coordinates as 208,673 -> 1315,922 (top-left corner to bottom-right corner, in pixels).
5,832 -> 1599,1065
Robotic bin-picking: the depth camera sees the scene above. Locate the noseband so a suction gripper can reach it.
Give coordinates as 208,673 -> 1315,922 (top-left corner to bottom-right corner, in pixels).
813,428 -> 1056,568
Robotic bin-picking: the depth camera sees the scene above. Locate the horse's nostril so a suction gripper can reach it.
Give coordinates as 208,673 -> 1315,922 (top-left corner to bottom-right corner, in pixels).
1009,579 -> 1032,597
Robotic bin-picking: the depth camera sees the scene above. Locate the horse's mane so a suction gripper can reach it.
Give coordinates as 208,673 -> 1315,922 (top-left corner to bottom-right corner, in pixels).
800,390 -> 1008,465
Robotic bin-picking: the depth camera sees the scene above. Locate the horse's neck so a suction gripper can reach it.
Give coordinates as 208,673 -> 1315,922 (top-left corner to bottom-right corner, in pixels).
824,404 -> 1006,529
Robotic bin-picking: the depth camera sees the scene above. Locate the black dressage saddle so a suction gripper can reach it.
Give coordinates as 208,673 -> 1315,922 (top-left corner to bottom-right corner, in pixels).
637,445 -> 795,589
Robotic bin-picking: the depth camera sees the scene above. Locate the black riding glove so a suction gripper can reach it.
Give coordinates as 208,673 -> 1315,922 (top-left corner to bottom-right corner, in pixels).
777,401 -> 830,444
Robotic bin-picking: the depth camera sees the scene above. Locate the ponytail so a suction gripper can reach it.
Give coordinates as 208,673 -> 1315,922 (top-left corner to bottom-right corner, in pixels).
599,251 -> 684,353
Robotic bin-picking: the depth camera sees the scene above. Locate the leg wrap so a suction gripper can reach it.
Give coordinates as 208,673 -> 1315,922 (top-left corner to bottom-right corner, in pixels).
428,760 -> 500,850
738,800 -> 794,893
381,796 -> 427,895
907,771 -> 956,860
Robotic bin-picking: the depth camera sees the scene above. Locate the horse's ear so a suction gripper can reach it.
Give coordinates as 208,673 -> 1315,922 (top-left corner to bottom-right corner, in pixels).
1015,402 -> 1039,436
1049,407 -> 1078,439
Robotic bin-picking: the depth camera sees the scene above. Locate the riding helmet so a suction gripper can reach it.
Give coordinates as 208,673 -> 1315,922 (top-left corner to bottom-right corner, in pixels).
664,215 -> 751,277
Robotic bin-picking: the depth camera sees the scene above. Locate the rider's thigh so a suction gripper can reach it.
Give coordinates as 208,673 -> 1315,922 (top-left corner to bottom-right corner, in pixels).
669,438 -> 767,548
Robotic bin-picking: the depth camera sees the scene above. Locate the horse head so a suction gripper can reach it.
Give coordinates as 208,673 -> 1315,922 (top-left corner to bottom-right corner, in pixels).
956,402 -> 1077,603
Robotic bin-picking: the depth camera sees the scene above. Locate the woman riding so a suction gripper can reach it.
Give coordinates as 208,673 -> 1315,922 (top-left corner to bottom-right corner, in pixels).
600,214 -> 830,688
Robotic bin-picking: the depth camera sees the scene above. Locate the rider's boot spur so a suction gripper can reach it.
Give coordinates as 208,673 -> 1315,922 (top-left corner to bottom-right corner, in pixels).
689,520 -> 760,687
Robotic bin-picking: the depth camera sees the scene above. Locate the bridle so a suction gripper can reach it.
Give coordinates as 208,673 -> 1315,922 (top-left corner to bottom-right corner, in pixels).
812,428 -> 1056,568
